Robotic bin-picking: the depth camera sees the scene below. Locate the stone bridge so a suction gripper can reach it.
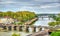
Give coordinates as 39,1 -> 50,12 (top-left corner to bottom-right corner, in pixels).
38,14 -> 58,20
0,25 -> 50,32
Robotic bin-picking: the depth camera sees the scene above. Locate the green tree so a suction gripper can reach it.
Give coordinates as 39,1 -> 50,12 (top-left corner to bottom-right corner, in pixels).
0,12 -> 3,17
48,22 -> 56,26
51,31 -> 60,36
0,11 -> 37,25
48,13 -> 60,26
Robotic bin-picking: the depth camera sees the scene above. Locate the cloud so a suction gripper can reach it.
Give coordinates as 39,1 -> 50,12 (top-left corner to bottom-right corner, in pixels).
33,3 -> 60,9
34,0 -> 59,2
0,1 -> 33,5
19,6 -> 35,12
0,0 -> 60,14
39,4 -> 60,8
0,1 -> 17,4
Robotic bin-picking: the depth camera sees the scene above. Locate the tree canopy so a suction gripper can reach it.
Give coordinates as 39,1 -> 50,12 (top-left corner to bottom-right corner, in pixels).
0,11 -> 37,25
51,31 -> 60,36
48,14 -> 60,26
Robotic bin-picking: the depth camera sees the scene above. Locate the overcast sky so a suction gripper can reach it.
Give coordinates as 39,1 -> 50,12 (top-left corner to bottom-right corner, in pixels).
0,0 -> 60,14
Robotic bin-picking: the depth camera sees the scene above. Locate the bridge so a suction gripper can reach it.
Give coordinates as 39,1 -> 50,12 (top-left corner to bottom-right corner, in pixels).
0,24 -> 51,32
0,25 -> 52,36
37,14 -> 57,20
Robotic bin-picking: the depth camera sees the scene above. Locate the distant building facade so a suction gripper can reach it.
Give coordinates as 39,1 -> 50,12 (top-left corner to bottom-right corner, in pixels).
0,17 -> 14,24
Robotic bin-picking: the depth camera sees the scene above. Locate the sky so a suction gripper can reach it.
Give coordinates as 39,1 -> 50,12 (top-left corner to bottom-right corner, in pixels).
0,0 -> 60,14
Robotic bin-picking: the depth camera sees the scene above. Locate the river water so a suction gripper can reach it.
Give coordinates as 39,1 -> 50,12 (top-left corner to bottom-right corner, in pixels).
34,18 -> 55,26
0,17 -> 55,36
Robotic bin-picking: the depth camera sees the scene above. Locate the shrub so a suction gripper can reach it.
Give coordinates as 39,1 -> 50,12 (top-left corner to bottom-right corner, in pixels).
12,33 -> 20,36
50,31 -> 60,36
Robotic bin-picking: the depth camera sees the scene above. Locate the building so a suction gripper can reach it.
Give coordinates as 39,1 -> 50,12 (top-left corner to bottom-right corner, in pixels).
0,17 -> 14,24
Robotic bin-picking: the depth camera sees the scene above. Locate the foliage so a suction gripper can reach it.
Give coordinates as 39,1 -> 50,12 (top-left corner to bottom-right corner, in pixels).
50,31 -> 60,36
0,11 -> 36,20
48,14 -> 60,26
12,33 -> 20,36
48,21 -> 60,26
13,22 -> 23,25
0,11 -> 37,25
48,22 -> 56,26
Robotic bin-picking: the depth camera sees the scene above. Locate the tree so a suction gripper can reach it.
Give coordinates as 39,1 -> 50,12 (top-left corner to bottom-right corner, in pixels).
51,31 -> 60,36
48,22 -> 56,26
0,11 -> 37,25
0,12 -> 3,17
48,13 -> 60,26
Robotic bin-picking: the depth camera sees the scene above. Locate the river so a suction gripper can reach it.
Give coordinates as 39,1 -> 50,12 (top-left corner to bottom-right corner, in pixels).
34,17 -> 55,26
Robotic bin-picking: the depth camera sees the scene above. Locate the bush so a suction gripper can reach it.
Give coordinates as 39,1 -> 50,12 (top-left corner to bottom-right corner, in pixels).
12,33 -> 20,36
50,31 -> 60,36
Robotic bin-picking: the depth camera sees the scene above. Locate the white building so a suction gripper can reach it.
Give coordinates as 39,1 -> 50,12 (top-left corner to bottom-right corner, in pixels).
0,17 -> 14,24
